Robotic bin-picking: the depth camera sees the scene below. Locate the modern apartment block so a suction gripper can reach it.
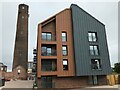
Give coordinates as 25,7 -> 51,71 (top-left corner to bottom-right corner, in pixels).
36,4 -> 112,88
12,4 -> 29,80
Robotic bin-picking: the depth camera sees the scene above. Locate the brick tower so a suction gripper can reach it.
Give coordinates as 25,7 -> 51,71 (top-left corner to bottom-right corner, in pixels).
12,4 -> 29,80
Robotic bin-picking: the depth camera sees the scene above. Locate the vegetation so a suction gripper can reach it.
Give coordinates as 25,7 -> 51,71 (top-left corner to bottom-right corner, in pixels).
113,62 -> 120,74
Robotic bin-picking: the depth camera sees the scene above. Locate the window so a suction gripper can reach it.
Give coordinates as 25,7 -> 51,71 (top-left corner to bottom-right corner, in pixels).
22,16 -> 24,19
88,32 -> 97,42
47,48 -> 52,56
42,47 -> 47,56
42,33 -> 52,41
22,6 -> 25,9
62,46 -> 67,56
89,45 -> 99,55
41,47 -> 52,56
62,32 -> 67,41
41,60 -> 52,71
63,60 -> 68,70
41,60 -> 57,71
47,33 -> 52,40
91,59 -> 101,70
42,33 -> 46,40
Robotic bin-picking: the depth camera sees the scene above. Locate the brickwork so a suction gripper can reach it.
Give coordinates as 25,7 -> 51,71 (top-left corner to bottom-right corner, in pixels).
12,4 -> 29,80
98,75 -> 108,85
37,75 -> 108,88
13,66 -> 28,80
53,76 -> 88,88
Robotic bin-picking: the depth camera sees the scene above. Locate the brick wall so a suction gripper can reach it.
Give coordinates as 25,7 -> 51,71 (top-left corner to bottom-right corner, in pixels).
37,75 -> 108,88
13,65 -> 27,80
53,76 -> 88,88
98,75 -> 108,85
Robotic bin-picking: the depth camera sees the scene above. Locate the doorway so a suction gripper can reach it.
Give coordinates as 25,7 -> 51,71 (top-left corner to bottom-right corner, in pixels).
89,75 -> 98,85
41,76 -> 52,88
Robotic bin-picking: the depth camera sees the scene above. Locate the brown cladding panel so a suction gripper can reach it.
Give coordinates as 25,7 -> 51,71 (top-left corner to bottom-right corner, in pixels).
37,24 -> 42,77
37,9 -> 75,77
56,9 -> 75,76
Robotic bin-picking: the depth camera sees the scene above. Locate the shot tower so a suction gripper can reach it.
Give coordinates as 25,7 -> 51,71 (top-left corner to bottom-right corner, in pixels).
12,4 -> 29,80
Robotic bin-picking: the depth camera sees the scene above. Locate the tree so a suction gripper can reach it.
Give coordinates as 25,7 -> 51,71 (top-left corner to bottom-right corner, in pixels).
113,63 -> 120,74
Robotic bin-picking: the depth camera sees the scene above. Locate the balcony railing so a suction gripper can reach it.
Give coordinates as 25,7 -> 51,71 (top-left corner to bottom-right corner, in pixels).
91,64 -> 102,70
41,65 -> 57,71
42,35 -> 56,41
41,51 -> 57,56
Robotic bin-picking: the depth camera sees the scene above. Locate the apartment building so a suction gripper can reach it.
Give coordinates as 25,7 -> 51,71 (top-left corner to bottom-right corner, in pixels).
36,4 -> 112,88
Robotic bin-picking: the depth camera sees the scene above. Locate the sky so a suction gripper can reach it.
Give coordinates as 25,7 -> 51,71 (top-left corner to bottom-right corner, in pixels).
0,0 -> 119,71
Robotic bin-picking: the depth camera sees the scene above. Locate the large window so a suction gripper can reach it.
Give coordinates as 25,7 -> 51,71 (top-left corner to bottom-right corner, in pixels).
62,32 -> 67,42
41,60 -> 52,71
62,46 -> 67,56
88,32 -> 97,42
42,47 -> 47,55
41,47 -> 52,56
63,60 -> 68,70
41,60 -> 57,71
42,33 -> 52,41
89,45 -> 99,55
91,59 -> 101,70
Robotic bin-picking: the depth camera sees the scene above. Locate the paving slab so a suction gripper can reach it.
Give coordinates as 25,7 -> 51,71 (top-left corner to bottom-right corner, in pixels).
0,80 -> 33,90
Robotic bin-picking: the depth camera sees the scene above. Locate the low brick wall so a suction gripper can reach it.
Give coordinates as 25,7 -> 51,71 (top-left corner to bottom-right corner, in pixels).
37,75 -> 107,88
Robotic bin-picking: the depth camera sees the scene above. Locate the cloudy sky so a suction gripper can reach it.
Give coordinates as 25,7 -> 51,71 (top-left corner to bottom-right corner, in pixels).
0,0 -> 119,71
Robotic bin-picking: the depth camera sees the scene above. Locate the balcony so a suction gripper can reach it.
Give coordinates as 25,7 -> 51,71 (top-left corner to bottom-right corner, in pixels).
42,33 -> 56,41
41,65 -> 57,71
41,45 -> 57,57
41,59 -> 57,72
41,50 -> 57,56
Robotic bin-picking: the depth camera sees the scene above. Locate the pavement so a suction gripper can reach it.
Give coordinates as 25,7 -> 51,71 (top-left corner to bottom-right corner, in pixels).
0,80 -> 119,90
70,85 -> 119,90
0,80 -> 34,90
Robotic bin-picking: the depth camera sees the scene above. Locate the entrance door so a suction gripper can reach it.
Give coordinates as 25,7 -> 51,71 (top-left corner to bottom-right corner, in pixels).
89,75 -> 98,85
41,76 -> 52,88
93,75 -> 98,85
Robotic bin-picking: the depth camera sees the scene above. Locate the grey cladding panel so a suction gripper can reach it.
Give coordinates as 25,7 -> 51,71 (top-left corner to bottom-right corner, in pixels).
70,4 -> 112,76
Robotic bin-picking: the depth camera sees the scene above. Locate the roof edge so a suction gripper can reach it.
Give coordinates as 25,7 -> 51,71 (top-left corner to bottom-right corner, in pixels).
39,8 -> 70,25
70,4 -> 105,26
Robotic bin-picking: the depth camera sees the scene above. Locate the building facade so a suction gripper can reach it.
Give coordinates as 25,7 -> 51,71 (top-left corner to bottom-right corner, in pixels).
0,62 -> 7,78
28,61 -> 34,80
36,4 -> 112,88
12,4 -> 29,80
